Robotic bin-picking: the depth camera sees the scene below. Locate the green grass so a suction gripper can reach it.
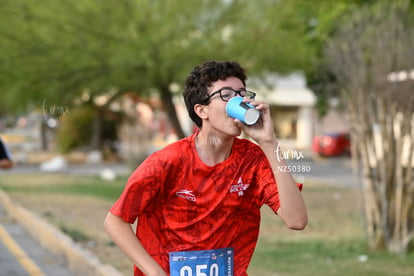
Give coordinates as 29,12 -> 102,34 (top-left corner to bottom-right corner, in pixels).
247,180 -> 414,276
1,174 -> 413,275
250,239 -> 414,276
0,174 -> 127,200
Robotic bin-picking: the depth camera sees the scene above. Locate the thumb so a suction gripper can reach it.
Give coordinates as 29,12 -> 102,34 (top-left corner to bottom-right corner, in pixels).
233,118 -> 245,130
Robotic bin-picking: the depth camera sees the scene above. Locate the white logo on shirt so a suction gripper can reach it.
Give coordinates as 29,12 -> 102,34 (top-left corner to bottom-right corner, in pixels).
176,189 -> 196,202
230,177 -> 250,196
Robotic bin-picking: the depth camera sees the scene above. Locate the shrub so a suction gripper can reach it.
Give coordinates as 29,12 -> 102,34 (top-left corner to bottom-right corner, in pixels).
56,106 -> 95,153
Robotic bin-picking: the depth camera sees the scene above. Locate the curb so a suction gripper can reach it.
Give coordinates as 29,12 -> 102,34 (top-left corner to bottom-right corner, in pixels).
0,190 -> 123,276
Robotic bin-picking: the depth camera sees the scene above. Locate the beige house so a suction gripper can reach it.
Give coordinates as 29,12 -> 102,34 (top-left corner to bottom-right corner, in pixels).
253,73 -> 316,150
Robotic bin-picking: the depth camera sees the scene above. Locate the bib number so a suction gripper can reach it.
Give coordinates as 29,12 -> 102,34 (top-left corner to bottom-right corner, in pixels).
179,263 -> 219,276
169,248 -> 233,276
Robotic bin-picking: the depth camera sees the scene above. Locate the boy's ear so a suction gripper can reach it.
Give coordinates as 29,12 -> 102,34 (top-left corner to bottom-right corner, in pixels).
194,104 -> 208,120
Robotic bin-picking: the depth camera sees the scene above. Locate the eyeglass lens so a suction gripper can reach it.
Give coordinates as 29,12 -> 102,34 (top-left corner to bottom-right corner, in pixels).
221,89 -> 254,101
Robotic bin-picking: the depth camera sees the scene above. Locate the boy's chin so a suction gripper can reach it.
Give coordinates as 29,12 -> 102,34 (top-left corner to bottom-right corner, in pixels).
227,126 -> 242,137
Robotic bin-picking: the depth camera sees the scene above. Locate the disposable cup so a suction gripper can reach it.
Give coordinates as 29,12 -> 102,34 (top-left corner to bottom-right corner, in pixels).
225,96 -> 260,125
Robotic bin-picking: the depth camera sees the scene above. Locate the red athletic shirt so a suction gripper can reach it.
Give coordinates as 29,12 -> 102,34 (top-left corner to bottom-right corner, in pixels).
110,134 -> 283,275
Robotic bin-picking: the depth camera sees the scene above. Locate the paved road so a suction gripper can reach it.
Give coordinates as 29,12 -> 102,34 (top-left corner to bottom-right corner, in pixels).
286,156 -> 361,188
0,204 -> 74,276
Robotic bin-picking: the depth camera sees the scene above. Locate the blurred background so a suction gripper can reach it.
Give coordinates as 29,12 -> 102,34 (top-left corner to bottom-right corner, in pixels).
0,1 -> 413,275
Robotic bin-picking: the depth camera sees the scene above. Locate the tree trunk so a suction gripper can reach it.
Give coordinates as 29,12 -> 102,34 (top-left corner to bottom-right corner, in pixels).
40,119 -> 49,150
90,89 -> 124,151
352,102 -> 414,253
91,108 -> 104,150
159,87 -> 186,139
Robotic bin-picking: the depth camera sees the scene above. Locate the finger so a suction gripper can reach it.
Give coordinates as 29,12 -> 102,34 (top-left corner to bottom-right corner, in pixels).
233,118 -> 244,129
255,103 -> 269,111
234,118 -> 253,131
242,97 -> 262,106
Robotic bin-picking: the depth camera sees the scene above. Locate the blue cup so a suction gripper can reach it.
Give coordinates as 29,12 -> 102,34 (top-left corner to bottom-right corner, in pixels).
225,96 -> 260,125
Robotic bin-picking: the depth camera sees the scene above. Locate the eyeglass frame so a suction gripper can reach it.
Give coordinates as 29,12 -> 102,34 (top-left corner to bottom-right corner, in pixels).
202,87 -> 256,103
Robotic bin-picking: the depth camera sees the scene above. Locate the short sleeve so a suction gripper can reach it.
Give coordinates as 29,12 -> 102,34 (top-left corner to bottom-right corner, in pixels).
110,152 -> 167,223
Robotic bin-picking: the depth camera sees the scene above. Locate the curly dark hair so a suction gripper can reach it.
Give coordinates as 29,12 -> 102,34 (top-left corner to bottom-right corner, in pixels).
183,60 -> 247,128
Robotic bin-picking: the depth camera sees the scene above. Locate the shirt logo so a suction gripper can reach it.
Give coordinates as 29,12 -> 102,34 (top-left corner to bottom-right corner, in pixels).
176,189 -> 196,202
230,177 -> 250,196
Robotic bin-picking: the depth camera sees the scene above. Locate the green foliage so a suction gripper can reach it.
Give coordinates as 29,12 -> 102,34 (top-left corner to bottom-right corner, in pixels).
0,1 -> 232,110
56,105 -> 95,153
0,0 -> 345,112
3,0 -> 408,119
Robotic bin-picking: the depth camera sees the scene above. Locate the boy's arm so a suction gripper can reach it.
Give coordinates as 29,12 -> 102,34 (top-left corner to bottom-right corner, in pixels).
259,140 -> 308,230
103,212 -> 167,276
235,98 -> 308,230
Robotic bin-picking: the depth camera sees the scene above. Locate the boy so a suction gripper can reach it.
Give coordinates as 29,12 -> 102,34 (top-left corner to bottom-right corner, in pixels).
104,60 -> 307,276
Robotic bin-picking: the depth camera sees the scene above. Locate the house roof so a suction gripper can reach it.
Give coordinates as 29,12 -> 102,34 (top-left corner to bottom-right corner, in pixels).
259,87 -> 316,106
251,73 -> 316,107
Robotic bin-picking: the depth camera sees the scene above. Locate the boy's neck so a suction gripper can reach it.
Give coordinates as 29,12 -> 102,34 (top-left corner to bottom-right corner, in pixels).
195,129 -> 234,166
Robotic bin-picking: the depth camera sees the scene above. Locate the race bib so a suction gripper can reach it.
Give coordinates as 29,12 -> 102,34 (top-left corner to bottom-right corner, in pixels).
169,248 -> 234,276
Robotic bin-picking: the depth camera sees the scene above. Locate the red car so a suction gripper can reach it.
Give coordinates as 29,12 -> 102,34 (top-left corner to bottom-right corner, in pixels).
312,132 -> 351,156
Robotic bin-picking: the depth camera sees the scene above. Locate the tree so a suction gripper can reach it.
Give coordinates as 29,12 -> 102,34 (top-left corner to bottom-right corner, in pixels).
325,0 -> 414,253
1,0 -> 375,152
1,0 -> 244,146
0,0 -> 327,133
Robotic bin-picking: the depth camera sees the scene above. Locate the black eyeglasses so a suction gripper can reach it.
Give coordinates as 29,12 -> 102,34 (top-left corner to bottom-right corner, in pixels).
203,88 -> 256,103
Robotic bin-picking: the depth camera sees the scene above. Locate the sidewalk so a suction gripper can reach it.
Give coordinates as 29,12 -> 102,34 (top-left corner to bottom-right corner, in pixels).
0,190 -> 123,276
0,202 -> 73,276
